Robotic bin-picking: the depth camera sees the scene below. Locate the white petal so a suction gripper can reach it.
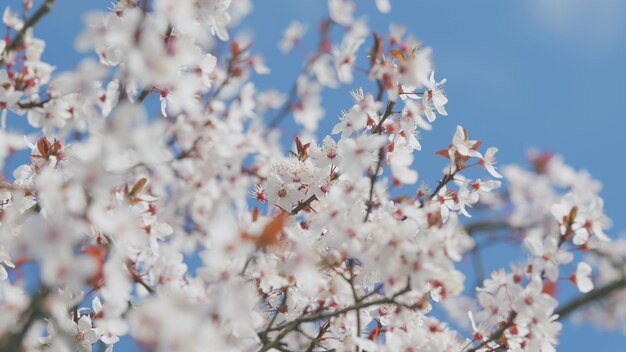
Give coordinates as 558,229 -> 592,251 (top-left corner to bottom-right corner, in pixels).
572,229 -> 589,246
160,98 -> 167,117
576,261 -> 592,276
375,0 -> 391,13
486,164 -> 503,179
575,262 -> 593,294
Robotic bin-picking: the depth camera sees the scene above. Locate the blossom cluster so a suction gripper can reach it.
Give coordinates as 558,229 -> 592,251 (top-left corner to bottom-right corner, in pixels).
0,1 -> 623,351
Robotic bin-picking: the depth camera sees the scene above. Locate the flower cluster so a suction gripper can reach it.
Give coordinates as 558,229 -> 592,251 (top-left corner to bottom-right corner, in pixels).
0,1 -> 623,352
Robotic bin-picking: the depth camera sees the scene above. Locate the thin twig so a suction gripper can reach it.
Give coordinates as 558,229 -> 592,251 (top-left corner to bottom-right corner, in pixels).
465,311 -> 516,352
363,147 -> 384,222
259,288 -> 289,344
428,172 -> 455,201
291,195 -> 318,216
265,19 -> 333,132
304,321 -> 330,352
363,100 -> 396,222
347,262 -> 362,345
266,81 -> 298,131
372,100 -> 395,134
259,283 -> 411,352
136,86 -> 153,103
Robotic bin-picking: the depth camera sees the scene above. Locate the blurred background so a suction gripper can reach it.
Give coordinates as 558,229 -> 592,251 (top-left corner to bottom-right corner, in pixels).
4,0 -> 626,350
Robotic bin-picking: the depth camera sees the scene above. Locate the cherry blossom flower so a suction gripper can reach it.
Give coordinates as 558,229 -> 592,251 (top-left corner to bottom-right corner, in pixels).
388,142 -> 418,184
293,75 -> 325,131
310,136 -> 339,167
451,125 -> 482,158
525,234 -> 573,281
72,316 -> 101,351
0,248 -> 14,281
337,134 -> 386,177
265,173 -> 306,211
328,0 -> 356,26
422,71 -> 448,122
279,21 -> 307,53
397,46 -> 433,89
198,54 -> 218,87
480,147 -> 503,178
332,37 -> 364,83
572,261 -> 594,293
332,106 -> 369,138
375,0 -> 391,13
0,2 -> 619,351
0,71 -> 21,128
196,0 -> 233,41
2,7 -> 23,30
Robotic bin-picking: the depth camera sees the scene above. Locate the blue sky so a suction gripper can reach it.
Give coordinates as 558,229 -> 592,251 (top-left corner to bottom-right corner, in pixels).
5,0 -> 626,350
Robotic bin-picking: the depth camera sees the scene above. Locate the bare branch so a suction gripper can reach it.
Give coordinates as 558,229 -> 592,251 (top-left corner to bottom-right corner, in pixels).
291,195 -> 318,216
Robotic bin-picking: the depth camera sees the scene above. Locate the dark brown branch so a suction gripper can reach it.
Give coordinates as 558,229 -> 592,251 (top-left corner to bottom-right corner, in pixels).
0,0 -> 57,67
17,97 -> 51,109
136,86 -> 153,103
465,220 -> 513,235
127,262 -> 155,294
291,195 -> 318,216
429,171 -> 455,201
372,100 -> 395,134
555,276 -> 626,320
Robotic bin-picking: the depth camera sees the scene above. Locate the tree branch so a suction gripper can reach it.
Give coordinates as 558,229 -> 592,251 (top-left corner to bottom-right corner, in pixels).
259,288 -> 289,344
363,100 -> 395,222
363,147 -> 384,222
17,97 -> 51,109
464,220 -> 514,235
259,282 -> 411,352
555,276 -> 626,320
304,321 -> 330,352
291,195 -> 318,216
266,81 -> 298,131
426,171 -> 456,203
465,311 -> 516,352
0,0 -> 57,67
347,262 -> 362,345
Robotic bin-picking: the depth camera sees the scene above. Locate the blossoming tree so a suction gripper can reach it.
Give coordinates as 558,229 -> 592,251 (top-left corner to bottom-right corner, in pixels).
0,0 -> 624,351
